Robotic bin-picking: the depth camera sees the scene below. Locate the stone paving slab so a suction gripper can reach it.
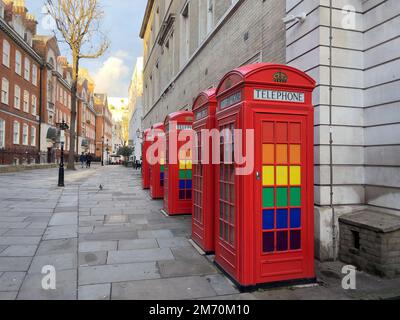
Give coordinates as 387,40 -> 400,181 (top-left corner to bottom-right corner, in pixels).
107,248 -> 174,264
49,213 -> 77,226
78,284 -> 111,300
0,272 -> 26,292
28,253 -> 77,274
0,291 -> 18,300
138,230 -> 174,239
0,257 -> 32,272
36,239 -> 77,256
4,228 -> 45,237
158,258 -> 219,278
79,262 -> 160,285
0,245 -> 37,257
79,241 -> 117,253
43,225 -> 77,240
79,251 -> 108,267
118,239 -> 158,250
111,276 -> 218,300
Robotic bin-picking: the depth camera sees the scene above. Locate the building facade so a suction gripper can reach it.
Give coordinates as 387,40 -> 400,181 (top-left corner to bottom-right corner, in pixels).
140,0 -> 400,261
0,0 -> 42,165
127,57 -> 144,161
94,93 -> 112,162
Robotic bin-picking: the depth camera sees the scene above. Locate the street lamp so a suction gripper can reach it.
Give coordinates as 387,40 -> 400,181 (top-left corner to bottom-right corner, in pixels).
57,120 -> 69,187
101,136 -> 104,166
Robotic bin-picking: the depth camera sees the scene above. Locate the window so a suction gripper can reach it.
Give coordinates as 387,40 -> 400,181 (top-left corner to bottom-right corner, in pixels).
0,118 -> 5,149
180,2 -> 190,67
23,90 -> 29,112
1,78 -> 9,105
13,121 -> 20,144
14,85 -> 21,109
32,65 -> 38,86
24,57 -> 30,81
64,91 -> 67,106
22,124 -> 28,145
2,40 -> 10,67
30,126 -> 36,146
31,95 -> 37,115
15,50 -> 22,75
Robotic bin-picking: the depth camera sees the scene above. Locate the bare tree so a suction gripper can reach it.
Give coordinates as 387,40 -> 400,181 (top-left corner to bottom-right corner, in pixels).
46,0 -> 109,170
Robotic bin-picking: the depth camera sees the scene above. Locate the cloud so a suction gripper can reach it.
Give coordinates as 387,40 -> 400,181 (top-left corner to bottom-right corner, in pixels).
93,56 -> 130,97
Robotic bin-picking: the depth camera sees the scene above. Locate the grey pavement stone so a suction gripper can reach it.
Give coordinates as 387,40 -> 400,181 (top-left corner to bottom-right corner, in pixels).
17,269 -> 77,300
171,247 -> 204,260
78,284 -> 111,300
54,207 -> 77,213
28,253 -> 77,274
43,225 -> 77,240
0,291 -> 18,300
111,276 -> 217,300
0,257 -> 32,272
157,237 -> 191,248
79,251 -> 107,267
79,226 -> 94,234
0,245 -> 37,257
49,213 -> 77,226
0,272 -> 26,291
4,228 -> 45,236
118,239 -> 159,251
79,241 -> 117,253
0,217 -> 26,222
0,222 -> 30,229
201,293 -> 257,300
0,237 -> 41,245
79,262 -> 160,285
36,239 -> 77,256
0,245 -> 7,253
204,274 -> 239,295
158,258 -> 218,278
80,231 -> 138,242
107,248 -> 174,264
0,229 -> 8,236
138,230 -> 174,239
27,223 -> 49,229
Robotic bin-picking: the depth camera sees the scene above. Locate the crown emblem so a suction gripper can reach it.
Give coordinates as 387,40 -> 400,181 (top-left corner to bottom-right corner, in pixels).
273,72 -> 288,83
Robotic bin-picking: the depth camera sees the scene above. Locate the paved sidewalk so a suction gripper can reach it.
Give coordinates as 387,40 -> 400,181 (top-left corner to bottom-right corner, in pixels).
0,165 -> 399,300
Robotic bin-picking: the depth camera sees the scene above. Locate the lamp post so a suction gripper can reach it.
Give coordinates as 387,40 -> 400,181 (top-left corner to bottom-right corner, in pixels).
101,136 -> 104,166
57,120 -> 69,187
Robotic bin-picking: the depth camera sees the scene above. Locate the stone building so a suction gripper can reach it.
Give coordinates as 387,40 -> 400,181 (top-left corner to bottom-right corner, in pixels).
0,0 -> 42,165
140,0 -> 400,262
94,93 -> 112,161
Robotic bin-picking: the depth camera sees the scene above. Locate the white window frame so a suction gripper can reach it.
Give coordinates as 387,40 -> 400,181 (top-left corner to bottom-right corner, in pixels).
31,95 -> 37,116
2,39 -> 10,67
0,118 -> 5,149
24,57 -> 30,81
23,90 -> 29,112
1,77 -> 9,105
32,64 -> 38,86
30,126 -> 36,146
13,121 -> 20,145
14,85 -> 21,109
22,123 -> 28,146
15,50 -> 22,75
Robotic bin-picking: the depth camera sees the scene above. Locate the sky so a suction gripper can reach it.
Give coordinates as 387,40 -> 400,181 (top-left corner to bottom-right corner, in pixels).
25,0 -> 148,98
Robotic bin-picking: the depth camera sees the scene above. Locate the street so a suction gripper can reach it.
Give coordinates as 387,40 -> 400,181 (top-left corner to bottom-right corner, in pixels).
0,166 -> 399,300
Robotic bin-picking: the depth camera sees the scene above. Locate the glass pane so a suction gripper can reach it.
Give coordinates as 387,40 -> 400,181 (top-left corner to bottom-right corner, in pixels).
290,166 -> 301,185
290,145 -> 301,164
262,210 -> 274,230
229,225 -> 234,245
277,231 -> 288,251
262,166 -> 274,186
290,230 -> 301,250
263,232 -> 274,252
276,187 -> 288,207
219,221 -> 223,237
276,144 -> 288,164
290,187 -> 301,207
230,206 -> 235,224
276,166 -> 288,185
277,209 -> 288,229
262,144 -> 274,164
290,208 -> 301,228
262,188 -> 274,208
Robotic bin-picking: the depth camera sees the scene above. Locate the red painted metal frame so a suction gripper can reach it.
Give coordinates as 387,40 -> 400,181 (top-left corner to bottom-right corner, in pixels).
214,63 -> 316,289
163,111 -> 194,216
150,123 -> 166,199
192,89 -> 217,253
141,128 -> 152,189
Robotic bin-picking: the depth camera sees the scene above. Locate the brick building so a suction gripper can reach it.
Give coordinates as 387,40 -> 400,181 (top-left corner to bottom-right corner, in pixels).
139,0 -> 400,263
0,0 -> 42,165
94,93 -> 112,162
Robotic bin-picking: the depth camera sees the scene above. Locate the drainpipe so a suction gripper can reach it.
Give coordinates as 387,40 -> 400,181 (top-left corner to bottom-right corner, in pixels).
329,0 -> 336,260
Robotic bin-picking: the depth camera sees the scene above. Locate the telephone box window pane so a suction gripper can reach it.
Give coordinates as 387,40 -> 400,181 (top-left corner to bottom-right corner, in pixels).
220,183 -> 224,199
276,187 -> 288,207
229,226 -> 234,245
276,122 -> 288,142
277,231 -> 288,251
160,165 -> 165,172
290,209 -> 301,228
262,122 -> 274,143
290,187 -> 301,206
289,123 -> 301,143
219,203 -> 223,218
179,180 -> 186,189
276,166 -> 288,185
290,166 -> 301,185
187,170 -> 192,179
179,190 -> 185,199
290,230 -> 301,250
186,190 -> 192,199
262,210 -> 274,230
179,160 -> 186,169
277,209 -> 288,229
290,145 -> 301,164
179,170 -> 186,179
276,144 -> 288,164
230,185 -> 235,202
262,144 -> 274,164
186,180 -> 192,189
262,166 -> 274,186
230,206 -> 235,224
262,188 -> 274,208
186,161 -> 192,170
263,232 -> 274,252
219,221 -> 223,237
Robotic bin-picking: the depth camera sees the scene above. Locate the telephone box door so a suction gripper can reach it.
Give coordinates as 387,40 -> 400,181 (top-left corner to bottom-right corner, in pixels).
254,113 -> 313,284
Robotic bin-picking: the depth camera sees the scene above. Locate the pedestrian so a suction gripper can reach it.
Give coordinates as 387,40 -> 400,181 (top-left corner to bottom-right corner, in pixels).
79,153 -> 86,168
86,153 -> 92,168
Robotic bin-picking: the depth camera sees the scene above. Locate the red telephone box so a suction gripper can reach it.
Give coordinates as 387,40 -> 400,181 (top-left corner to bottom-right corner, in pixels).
150,123 -> 166,199
192,89 -> 217,253
214,63 -> 316,290
163,111 -> 194,216
142,128 -> 152,189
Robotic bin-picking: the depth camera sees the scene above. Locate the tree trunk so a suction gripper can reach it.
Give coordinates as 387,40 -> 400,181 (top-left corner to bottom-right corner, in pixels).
68,54 -> 80,170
